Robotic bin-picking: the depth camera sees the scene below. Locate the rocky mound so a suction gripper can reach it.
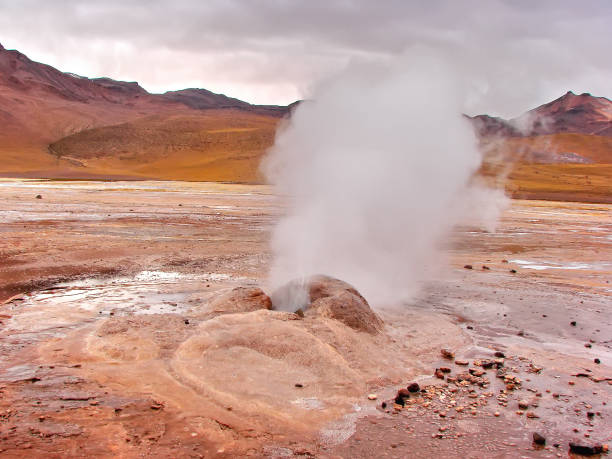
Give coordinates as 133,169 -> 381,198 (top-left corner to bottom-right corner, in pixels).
271,275 -> 384,334
206,286 -> 272,315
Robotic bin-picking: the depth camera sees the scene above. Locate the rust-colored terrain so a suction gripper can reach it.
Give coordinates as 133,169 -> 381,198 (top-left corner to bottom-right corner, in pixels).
471,91 -> 612,203
1,43 -> 611,201
0,43 -> 287,182
0,181 -> 610,457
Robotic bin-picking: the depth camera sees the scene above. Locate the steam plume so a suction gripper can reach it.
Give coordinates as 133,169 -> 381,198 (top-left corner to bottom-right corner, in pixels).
263,49 -> 507,305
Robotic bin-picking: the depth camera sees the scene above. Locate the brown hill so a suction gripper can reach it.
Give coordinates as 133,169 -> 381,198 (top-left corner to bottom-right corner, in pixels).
48,110 -> 280,182
468,91 -> 612,138
0,42 -> 287,180
0,42 -> 610,202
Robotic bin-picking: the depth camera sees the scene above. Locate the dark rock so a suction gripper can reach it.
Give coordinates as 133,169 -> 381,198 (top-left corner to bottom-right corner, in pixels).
481,360 -> 495,369
464,264 -> 473,270
440,348 -> 455,359
295,383 -> 303,388
482,265 -> 490,270
570,321 -> 577,326
381,401 -> 387,409
494,351 -> 506,358
394,395 -> 405,406
510,269 -> 517,273
439,367 -> 451,373
569,443 -> 603,455
533,432 -> 546,445
407,382 -> 420,393
594,358 -> 600,364
517,330 -> 525,336
35,194 -> 42,199
184,319 -> 189,325
584,343 -> 592,348
397,388 -> 410,399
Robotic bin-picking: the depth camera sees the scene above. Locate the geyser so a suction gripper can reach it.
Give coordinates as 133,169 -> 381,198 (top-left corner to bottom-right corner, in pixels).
263,50 -> 506,304
271,275 -> 383,334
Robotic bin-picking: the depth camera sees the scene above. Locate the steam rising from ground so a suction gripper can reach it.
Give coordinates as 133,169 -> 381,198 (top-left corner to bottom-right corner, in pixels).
264,50 -> 507,305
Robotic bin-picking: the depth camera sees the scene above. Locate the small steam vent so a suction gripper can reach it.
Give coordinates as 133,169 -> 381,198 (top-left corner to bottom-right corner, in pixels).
270,275 -> 384,334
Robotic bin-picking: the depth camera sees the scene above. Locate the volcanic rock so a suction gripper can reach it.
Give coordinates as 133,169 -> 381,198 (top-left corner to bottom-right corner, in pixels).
440,348 -> 455,359
569,443 -> 604,456
533,432 -> 546,445
407,382 -> 420,393
397,388 -> 411,399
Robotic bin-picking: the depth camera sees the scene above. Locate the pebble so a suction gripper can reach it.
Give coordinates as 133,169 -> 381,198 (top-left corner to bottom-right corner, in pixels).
407,382 -> 420,393
368,394 -> 377,400
441,349 -> 455,359
463,265 -> 473,270
569,443 -> 604,455
533,432 -> 546,445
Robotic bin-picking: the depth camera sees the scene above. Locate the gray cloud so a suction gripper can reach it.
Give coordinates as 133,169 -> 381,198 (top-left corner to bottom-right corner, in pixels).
0,0 -> 610,114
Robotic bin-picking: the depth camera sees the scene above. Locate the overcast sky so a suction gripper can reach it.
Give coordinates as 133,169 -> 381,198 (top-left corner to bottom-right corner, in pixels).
1,0 -> 611,116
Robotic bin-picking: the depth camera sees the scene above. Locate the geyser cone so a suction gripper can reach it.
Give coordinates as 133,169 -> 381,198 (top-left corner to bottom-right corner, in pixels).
271,275 -> 384,334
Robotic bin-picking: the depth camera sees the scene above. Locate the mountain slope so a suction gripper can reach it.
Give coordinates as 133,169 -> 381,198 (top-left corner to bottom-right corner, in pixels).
0,42 -> 288,180
468,91 -> 612,138
48,109 -> 280,182
0,42 -> 610,201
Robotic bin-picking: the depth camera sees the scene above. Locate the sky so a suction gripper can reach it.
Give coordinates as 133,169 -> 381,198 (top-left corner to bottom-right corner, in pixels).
1,0 -> 611,117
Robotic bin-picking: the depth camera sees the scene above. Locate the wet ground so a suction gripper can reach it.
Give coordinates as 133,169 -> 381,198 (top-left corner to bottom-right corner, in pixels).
0,179 -> 610,458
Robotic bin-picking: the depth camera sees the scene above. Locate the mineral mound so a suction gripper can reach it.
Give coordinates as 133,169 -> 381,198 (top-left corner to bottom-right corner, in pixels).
271,275 -> 384,334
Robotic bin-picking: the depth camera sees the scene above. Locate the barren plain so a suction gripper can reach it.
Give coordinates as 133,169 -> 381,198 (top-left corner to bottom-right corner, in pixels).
0,179 -> 610,458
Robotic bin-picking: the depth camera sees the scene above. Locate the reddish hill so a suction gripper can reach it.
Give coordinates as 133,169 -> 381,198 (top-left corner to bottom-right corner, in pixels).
0,42 -> 610,201
0,42 -> 288,180
472,93 -> 612,203
468,91 -> 612,138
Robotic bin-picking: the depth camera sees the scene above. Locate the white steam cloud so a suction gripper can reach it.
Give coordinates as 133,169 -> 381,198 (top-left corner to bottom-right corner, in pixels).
264,48 -> 507,305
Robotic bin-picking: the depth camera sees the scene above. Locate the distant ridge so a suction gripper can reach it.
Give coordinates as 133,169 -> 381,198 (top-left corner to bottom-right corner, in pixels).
0,43 -> 610,202
468,91 -> 612,138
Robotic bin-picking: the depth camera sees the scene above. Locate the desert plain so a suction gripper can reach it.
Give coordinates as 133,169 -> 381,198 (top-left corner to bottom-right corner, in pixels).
0,179 -> 609,458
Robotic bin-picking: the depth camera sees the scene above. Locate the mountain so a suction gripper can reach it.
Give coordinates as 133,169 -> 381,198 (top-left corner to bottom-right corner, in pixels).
472,92 -> 612,203
0,42 -> 289,181
0,43 -> 610,200
468,91 -> 612,138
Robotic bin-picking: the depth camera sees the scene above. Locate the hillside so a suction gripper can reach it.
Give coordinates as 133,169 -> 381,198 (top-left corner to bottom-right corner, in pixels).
0,42 -> 610,201
0,42 -> 286,181
472,93 -> 612,203
48,110 -> 280,182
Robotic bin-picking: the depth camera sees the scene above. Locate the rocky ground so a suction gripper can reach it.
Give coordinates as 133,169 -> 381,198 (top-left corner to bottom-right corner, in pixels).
0,179 -> 610,458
